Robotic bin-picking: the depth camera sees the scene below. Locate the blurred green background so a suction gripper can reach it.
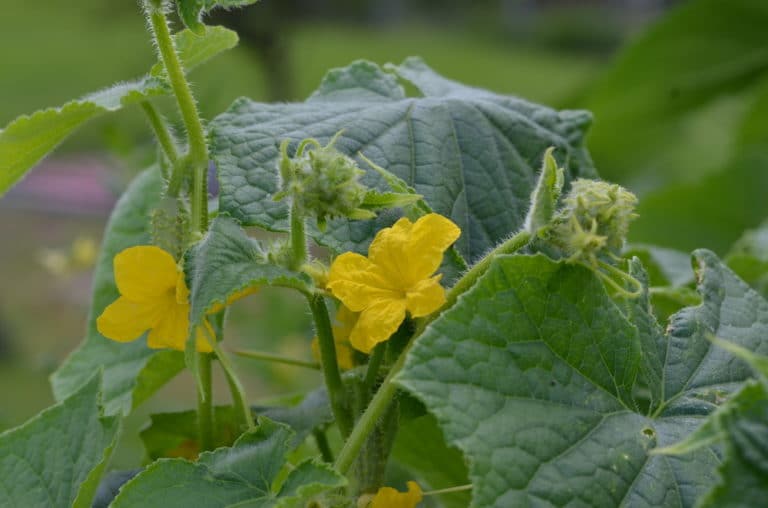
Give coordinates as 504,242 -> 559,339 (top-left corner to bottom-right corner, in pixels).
3,0 -> 768,469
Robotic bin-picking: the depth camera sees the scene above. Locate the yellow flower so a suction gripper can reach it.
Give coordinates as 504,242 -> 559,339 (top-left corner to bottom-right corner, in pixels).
96,246 -> 212,352
368,481 -> 423,508
311,305 -> 358,370
327,213 -> 460,353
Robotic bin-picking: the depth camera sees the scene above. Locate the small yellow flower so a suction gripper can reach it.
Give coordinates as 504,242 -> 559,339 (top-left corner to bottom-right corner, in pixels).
96,246 -> 212,352
368,481 -> 423,508
311,305 -> 358,370
327,213 -> 460,353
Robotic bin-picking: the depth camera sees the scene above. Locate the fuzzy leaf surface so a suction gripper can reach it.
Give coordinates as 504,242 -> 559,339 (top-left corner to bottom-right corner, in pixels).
210,58 -> 596,262
0,375 -> 119,508
0,26 -> 237,196
51,169 -> 184,416
186,216 -> 311,325
112,418 -> 344,508
398,250 -> 768,507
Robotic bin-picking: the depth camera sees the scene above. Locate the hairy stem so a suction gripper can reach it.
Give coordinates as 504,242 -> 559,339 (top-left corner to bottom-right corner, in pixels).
140,101 -> 178,164
289,201 -> 307,271
334,229 -> 532,474
196,353 -> 215,451
308,294 -> 353,437
145,3 -> 209,231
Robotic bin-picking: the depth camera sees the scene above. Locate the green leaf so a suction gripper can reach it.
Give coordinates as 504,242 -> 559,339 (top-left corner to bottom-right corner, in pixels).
112,418 -> 345,508
0,374 -> 120,508
0,78 -> 166,196
210,58 -> 596,262
186,216 -> 311,325
0,25 -> 238,196
623,244 -> 695,288
142,389 -> 332,460
586,0 -> 768,179
398,250 -> 768,507
177,0 -> 260,34
524,146 -> 564,234
149,25 -> 239,77
392,414 -> 470,508
51,168 -> 185,416
726,219 -> 768,298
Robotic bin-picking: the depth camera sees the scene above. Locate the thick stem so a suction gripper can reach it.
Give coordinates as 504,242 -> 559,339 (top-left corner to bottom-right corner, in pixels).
233,349 -> 320,370
196,353 -> 215,452
334,229 -> 532,474
140,101 -> 178,164
145,4 -> 209,231
212,341 -> 255,430
308,294 -> 353,437
289,201 -> 307,271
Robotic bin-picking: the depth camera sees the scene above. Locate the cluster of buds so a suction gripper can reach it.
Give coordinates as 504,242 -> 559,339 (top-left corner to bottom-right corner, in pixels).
275,134 -> 374,230
546,179 -> 638,268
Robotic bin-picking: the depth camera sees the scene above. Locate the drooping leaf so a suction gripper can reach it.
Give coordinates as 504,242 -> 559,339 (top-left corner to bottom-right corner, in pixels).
112,418 -> 345,508
0,374 -> 119,508
177,0 -> 260,34
0,25 -> 238,196
398,250 -> 768,507
586,0 -> 768,179
51,168 -> 185,416
210,58 -> 596,263
185,216 -> 312,326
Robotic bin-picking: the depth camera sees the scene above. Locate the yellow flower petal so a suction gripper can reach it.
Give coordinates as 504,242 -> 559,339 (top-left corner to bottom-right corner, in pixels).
147,302 -> 190,351
370,481 -> 423,508
367,217 -> 412,278
405,275 -> 446,317
350,299 -> 406,353
194,320 -> 215,353
97,296 -> 162,342
114,246 -> 178,302
405,213 -> 461,281
327,252 -> 398,312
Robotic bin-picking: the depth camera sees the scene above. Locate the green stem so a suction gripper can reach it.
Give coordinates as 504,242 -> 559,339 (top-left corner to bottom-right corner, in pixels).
423,484 -> 474,496
197,353 -> 215,451
140,101 -> 178,164
334,229 -> 532,474
289,201 -> 307,271
363,342 -> 386,393
313,428 -> 335,463
233,349 -> 321,370
145,3 -> 208,231
308,294 -> 353,437
212,341 -> 255,430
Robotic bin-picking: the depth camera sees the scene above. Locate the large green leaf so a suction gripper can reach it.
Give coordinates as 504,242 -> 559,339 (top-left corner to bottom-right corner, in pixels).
185,216 -> 311,325
51,168 -> 184,416
210,58 -> 596,262
0,25 -> 238,196
112,418 -> 345,508
586,0 -> 768,179
0,374 -> 120,508
398,250 -> 768,507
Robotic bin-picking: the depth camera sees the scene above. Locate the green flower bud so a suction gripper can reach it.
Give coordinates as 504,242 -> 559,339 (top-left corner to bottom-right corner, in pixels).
276,134 -> 369,229
547,179 -> 638,267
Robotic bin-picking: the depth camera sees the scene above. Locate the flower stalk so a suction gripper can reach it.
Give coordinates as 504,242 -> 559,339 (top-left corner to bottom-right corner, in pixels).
308,293 -> 353,438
